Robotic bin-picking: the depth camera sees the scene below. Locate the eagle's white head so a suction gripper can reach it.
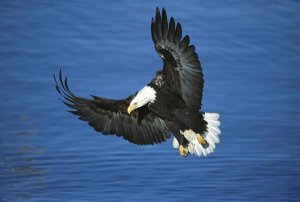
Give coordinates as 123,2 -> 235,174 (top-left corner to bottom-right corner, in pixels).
127,86 -> 156,114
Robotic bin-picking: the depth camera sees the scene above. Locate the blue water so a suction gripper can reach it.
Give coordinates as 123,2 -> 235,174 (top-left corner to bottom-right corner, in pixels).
1,1 -> 300,201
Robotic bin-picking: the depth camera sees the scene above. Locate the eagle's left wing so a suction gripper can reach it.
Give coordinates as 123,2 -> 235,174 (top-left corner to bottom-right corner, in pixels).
54,71 -> 170,145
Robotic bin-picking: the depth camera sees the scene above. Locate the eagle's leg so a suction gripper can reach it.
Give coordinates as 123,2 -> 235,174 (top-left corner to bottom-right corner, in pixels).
196,133 -> 209,149
178,136 -> 189,157
164,120 -> 189,156
179,145 -> 189,157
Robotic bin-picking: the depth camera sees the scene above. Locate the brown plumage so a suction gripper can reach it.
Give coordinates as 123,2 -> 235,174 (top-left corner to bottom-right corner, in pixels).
54,7 -> 221,157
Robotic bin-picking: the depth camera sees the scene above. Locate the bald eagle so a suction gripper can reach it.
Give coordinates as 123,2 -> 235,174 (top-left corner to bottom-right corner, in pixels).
54,7 -> 221,157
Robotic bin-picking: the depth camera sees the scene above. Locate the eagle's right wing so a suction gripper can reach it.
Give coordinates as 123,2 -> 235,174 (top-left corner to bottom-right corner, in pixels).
151,8 -> 204,111
54,71 -> 170,145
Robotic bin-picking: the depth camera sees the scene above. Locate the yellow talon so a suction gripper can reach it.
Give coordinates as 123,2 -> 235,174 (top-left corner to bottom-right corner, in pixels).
179,145 -> 188,157
196,133 -> 206,145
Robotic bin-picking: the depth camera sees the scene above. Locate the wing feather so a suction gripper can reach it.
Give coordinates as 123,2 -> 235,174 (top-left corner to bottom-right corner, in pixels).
54,71 -> 170,145
151,7 -> 204,110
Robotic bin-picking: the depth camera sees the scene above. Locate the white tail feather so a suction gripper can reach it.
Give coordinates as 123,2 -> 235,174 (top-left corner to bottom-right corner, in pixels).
172,137 -> 179,149
172,112 -> 221,157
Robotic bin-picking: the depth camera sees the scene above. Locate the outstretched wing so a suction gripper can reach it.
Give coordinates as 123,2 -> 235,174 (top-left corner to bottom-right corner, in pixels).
54,71 -> 170,145
151,7 -> 204,110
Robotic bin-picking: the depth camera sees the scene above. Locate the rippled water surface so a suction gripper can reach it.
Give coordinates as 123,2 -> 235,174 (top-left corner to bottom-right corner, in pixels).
1,1 -> 300,201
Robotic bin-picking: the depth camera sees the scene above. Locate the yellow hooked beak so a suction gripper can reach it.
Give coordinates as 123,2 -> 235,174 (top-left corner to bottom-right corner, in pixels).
127,104 -> 136,115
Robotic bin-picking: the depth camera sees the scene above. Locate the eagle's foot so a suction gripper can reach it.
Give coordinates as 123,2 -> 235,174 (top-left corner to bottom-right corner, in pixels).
196,133 -> 209,149
179,145 -> 189,157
